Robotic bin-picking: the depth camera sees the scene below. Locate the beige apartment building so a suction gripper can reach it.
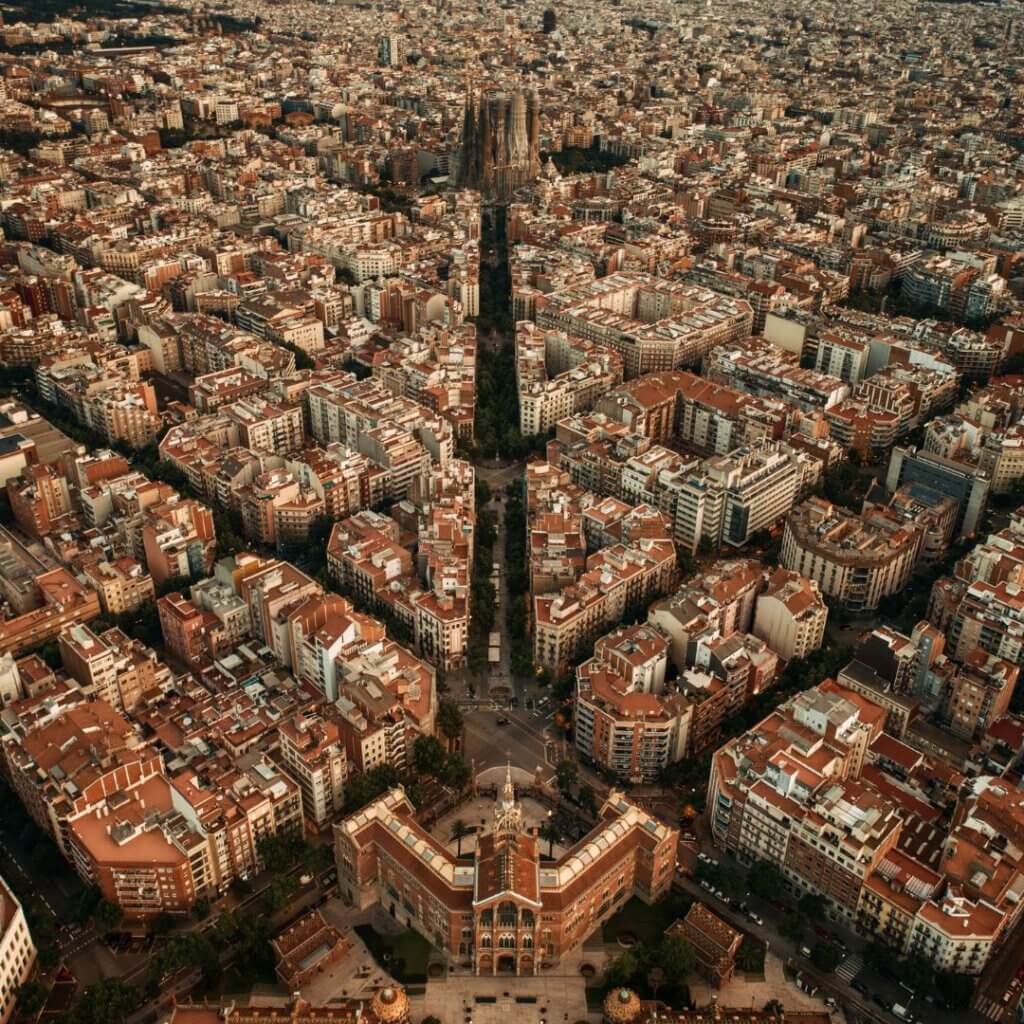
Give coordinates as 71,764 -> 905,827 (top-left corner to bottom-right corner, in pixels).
752,567 -> 828,661
0,875 -> 36,1024
780,497 -> 921,612
278,714 -> 347,830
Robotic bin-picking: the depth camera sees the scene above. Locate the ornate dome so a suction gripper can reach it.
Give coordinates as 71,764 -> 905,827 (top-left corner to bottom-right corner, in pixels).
603,988 -> 641,1024
371,985 -> 409,1023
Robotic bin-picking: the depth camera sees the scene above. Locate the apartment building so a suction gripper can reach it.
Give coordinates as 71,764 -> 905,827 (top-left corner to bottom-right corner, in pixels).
574,624 -> 691,782
814,331 -> 871,385
333,639 -> 436,772
944,648 -> 1017,741
886,445 -> 989,539
237,468 -> 326,549
225,397 -> 305,455
926,509 -> 1024,674
327,511 -> 414,608
278,714 -> 347,830
824,399 -> 901,459
0,566 -> 102,657
141,497 -> 217,586
533,517 -> 676,674
781,498 -> 922,611
58,623 -> 169,713
708,679 -> 1024,974
80,557 -> 155,616
672,440 -> 807,555
704,337 -> 849,412
158,590 -> 222,667
515,322 -> 623,435
593,370 -> 792,456
3,700 -> 162,857
69,753 -> 303,918
0,875 -> 36,1024
287,445 -> 390,519
978,424 -> 1024,495
535,272 -> 753,379
752,568 -> 829,662
6,463 -> 74,538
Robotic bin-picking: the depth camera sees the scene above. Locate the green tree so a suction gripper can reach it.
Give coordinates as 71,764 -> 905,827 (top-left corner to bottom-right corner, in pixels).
257,832 -> 307,874
936,972 -> 974,1010
440,753 -> 471,790
659,932 -> 694,978
413,735 -> 447,777
555,758 -> 578,797
68,979 -> 139,1024
343,763 -> 401,812
578,783 -> 598,817
156,573 -> 194,599
604,948 -> 638,988
76,886 -> 102,924
747,860 -> 786,901
262,873 -> 299,912
810,941 -> 843,973
902,954 -> 936,994
94,899 -> 123,932
437,700 -> 464,749
797,892 -> 827,920
539,818 -> 561,858
15,980 -> 49,1017
780,911 -> 805,943
450,819 -> 471,857
150,911 -> 176,936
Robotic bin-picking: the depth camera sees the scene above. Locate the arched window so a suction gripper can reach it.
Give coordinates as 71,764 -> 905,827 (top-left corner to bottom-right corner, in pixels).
481,935 -> 492,948
498,901 -> 517,927
521,909 -> 535,928
522,935 -> 533,949
479,910 -> 492,928
498,933 -> 515,949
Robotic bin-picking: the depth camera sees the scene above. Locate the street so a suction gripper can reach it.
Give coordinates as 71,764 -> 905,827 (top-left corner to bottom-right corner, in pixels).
673,845 -> 989,1024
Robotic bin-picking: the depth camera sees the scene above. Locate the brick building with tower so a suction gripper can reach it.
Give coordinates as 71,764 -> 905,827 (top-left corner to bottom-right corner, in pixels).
333,768 -> 678,974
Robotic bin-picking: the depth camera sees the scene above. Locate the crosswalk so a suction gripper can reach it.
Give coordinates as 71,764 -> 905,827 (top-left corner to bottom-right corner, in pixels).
836,954 -> 863,985
975,993 -> 1010,1022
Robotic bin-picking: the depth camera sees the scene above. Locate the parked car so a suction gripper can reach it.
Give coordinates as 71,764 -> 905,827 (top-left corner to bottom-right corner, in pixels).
800,945 -> 812,958
749,912 -> 764,927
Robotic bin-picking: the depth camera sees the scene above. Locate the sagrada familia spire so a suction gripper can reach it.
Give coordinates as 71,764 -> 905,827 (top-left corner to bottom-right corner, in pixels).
456,85 -> 541,201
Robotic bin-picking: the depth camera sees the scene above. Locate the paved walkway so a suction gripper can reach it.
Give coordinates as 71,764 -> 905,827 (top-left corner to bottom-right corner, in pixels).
688,950 -> 845,1018
302,898 -> 847,1023
305,903 -> 403,1004
410,971 -> 590,1024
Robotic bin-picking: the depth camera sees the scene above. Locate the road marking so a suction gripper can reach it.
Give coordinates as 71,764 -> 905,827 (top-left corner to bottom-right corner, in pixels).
835,954 -> 863,984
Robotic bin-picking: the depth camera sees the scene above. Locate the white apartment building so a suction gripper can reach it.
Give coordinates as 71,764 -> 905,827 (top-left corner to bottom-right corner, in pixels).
781,498 -> 922,612
279,716 -> 347,829
673,440 -> 805,554
752,568 -> 829,661
0,876 -> 35,1024
814,331 -> 871,385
